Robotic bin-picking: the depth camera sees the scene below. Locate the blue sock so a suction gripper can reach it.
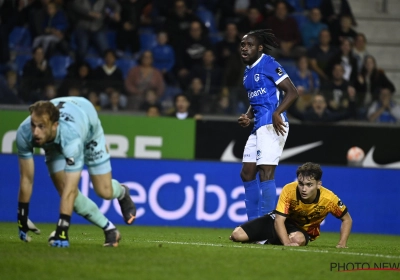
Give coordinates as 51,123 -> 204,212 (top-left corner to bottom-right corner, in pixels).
257,176 -> 262,215
243,179 -> 259,221
259,179 -> 276,216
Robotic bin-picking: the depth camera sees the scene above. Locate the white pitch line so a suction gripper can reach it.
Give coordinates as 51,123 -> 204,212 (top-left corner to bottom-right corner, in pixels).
145,240 -> 400,260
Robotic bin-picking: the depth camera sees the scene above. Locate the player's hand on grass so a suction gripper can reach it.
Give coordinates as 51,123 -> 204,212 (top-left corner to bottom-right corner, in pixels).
18,218 -> 41,242
284,242 -> 300,246
238,114 -> 251,127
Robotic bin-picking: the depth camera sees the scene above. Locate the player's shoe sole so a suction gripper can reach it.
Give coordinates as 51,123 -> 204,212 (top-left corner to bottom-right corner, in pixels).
118,185 -> 137,225
103,229 -> 121,247
50,240 -> 70,247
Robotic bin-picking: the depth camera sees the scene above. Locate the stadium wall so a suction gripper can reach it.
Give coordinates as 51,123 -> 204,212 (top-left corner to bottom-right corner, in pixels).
1,154 -> 399,235
2,109 -> 400,168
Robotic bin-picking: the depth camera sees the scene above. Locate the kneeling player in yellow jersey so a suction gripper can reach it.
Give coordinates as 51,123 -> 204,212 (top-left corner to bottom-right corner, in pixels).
229,162 -> 352,248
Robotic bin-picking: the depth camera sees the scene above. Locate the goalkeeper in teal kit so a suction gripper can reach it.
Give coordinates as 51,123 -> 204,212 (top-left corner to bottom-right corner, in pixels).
16,96 -> 137,247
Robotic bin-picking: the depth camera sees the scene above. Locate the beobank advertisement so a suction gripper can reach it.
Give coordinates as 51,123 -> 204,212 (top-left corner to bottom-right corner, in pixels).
1,154 -> 399,235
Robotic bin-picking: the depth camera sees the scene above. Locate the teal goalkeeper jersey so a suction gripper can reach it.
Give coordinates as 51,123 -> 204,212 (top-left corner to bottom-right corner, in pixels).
16,97 -> 101,172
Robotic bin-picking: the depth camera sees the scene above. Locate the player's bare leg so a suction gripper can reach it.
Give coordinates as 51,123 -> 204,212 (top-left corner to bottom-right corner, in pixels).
91,172 -> 137,225
230,227 -> 249,242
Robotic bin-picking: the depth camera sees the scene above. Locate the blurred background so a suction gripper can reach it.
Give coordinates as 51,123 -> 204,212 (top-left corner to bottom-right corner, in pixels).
0,0 -> 399,122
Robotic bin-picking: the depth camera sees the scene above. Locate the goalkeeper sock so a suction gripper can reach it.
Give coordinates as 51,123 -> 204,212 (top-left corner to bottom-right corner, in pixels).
102,221 -> 116,231
17,202 -> 29,227
55,214 -> 70,240
243,179 -> 259,221
111,179 -> 125,200
259,179 -> 276,216
73,191 -> 109,229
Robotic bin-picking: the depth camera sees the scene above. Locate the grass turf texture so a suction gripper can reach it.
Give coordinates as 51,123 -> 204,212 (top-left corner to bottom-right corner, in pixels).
0,223 -> 399,280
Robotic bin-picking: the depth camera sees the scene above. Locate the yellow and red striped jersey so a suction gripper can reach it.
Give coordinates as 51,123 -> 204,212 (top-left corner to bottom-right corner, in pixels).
275,181 -> 348,241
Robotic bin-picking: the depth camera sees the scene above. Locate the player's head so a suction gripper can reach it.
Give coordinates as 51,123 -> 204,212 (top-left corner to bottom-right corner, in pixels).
312,94 -> 327,115
296,162 -> 323,202
146,105 -> 161,117
240,29 -> 279,65
29,101 -> 59,146
174,93 -> 190,113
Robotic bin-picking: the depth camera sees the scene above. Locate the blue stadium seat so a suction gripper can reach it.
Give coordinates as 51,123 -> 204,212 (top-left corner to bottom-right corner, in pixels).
107,30 -> 117,50
14,54 -> 32,76
115,58 -> 137,78
278,58 -> 296,74
140,32 -> 157,51
85,56 -> 104,69
196,7 -> 218,34
160,86 -> 181,102
209,33 -> 223,44
49,55 -> 73,79
291,13 -> 309,29
69,31 -> 101,55
306,0 -> 323,9
196,7 -> 221,43
286,0 -> 304,12
8,27 -> 32,51
283,64 -> 297,77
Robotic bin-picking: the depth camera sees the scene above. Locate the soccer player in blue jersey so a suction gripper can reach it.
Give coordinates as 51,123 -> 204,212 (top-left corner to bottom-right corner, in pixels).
16,97 -> 137,247
238,30 -> 299,221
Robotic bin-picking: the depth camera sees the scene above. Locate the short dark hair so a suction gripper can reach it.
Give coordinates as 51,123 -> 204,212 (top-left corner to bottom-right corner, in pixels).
29,101 -> 59,123
296,162 -> 323,181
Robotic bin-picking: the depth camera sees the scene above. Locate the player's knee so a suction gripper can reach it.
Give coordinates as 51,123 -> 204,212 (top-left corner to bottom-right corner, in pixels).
258,173 -> 274,181
240,170 -> 255,182
64,187 -> 78,200
240,163 -> 257,182
95,190 -> 113,200
289,232 -> 306,246
93,183 -> 113,200
230,227 -> 249,242
257,166 -> 275,181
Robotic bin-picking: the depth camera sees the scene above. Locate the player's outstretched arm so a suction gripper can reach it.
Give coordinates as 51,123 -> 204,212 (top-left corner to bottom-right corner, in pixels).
336,212 -> 352,248
274,214 -> 299,246
17,158 -> 41,242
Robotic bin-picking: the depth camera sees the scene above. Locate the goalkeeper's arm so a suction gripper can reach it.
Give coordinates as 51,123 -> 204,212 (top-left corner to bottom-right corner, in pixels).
18,157 -> 34,203
18,157 -> 40,242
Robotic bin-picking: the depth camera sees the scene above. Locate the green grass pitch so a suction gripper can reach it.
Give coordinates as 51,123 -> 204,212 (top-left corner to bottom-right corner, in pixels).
0,222 -> 399,280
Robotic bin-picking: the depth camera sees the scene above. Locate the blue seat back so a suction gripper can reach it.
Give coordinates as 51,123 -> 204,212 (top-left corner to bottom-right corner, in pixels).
9,27 -> 32,51
140,32 -> 157,51
115,58 -> 137,79
49,55 -> 73,79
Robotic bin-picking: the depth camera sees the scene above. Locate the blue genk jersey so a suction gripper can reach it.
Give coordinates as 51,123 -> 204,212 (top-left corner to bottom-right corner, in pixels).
243,53 -> 289,133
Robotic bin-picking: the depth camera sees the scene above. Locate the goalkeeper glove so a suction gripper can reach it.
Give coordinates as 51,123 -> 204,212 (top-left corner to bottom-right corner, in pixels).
18,202 -> 41,242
